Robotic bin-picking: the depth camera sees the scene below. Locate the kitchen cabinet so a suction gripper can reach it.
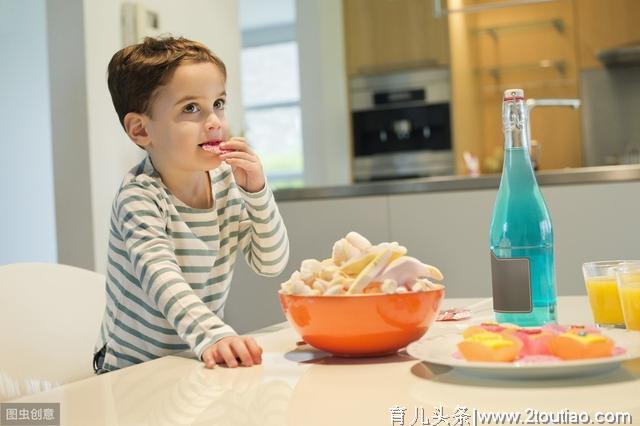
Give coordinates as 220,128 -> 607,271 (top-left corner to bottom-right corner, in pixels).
449,0 -> 640,173
450,0 -> 583,173
575,0 -> 640,69
343,0 -> 449,76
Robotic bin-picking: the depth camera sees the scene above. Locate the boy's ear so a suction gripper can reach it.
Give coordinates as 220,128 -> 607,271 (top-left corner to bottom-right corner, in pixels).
123,112 -> 151,149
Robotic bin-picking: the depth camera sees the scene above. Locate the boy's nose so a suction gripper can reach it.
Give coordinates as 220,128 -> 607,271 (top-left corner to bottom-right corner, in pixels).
205,112 -> 222,130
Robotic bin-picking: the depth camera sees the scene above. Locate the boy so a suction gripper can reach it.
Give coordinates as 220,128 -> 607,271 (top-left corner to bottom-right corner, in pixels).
93,36 -> 289,372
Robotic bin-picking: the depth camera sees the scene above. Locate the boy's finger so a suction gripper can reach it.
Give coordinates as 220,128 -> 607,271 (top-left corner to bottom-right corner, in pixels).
221,139 -> 245,148
222,140 -> 255,155
213,348 -> 225,364
223,158 -> 256,171
202,349 -> 216,368
244,337 -> 263,364
230,340 -> 254,367
217,344 -> 239,368
219,151 -> 257,162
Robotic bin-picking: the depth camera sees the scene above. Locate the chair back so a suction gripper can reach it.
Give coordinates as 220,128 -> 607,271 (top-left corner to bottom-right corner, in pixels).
0,263 -> 105,401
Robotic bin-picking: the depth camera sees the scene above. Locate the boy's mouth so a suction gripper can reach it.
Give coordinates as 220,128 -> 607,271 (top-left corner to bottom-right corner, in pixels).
199,140 -> 227,155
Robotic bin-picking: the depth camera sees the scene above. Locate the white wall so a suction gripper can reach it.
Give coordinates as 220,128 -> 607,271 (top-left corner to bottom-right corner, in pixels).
47,0 -> 95,270
296,0 -> 351,187
81,0 -> 140,273
0,0 -> 58,265
80,0 -> 243,273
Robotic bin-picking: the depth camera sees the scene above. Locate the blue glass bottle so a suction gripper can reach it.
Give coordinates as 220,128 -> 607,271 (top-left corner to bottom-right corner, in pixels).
489,89 -> 557,326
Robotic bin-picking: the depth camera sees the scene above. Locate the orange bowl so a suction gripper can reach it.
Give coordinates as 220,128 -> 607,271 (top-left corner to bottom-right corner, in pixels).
278,285 -> 444,356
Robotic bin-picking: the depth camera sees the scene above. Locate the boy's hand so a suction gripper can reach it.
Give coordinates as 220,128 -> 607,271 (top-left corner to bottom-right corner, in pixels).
218,137 -> 265,193
202,335 -> 263,368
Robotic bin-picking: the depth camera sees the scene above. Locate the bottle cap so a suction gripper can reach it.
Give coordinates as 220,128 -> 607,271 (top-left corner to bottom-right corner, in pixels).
503,88 -> 524,101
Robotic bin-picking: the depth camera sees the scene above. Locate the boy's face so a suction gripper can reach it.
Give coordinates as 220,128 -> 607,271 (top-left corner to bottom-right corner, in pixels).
142,61 -> 229,173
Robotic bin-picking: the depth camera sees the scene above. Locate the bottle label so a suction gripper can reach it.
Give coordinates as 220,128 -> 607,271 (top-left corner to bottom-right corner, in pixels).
490,252 -> 533,313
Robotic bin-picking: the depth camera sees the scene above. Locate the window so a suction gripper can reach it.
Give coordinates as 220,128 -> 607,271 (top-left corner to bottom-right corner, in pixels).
240,18 -> 303,188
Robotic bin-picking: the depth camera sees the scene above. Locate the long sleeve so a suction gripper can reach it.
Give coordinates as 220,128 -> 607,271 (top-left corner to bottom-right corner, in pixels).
237,184 -> 289,277
116,184 -> 236,359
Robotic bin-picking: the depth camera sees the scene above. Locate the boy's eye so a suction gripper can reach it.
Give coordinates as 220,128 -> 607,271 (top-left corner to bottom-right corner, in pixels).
214,99 -> 226,110
183,103 -> 200,113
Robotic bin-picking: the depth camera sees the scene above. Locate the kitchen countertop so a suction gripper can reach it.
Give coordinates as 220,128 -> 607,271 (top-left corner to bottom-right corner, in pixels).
274,164 -> 640,201
9,296 -> 640,425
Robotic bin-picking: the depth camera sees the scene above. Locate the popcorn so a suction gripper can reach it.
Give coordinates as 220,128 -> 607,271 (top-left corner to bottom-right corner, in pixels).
279,232 -> 443,296
381,279 -> 398,294
411,281 -> 429,292
331,239 -> 360,266
324,285 -> 346,295
311,279 -> 329,293
300,259 -> 322,281
344,231 -> 372,251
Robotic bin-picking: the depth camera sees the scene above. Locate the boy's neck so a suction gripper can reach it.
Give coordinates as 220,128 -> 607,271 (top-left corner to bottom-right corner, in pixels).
151,158 -> 212,209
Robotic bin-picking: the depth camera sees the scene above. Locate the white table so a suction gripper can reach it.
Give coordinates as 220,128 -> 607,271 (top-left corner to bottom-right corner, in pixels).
9,296 -> 640,425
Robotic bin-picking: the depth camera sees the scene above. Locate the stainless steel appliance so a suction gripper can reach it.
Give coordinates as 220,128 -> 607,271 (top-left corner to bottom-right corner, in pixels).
350,69 -> 454,182
581,63 -> 640,167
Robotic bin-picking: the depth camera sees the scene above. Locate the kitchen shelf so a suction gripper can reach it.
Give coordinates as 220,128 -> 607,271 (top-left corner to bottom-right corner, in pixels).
473,18 -> 565,38
433,0 -> 558,18
478,59 -> 567,81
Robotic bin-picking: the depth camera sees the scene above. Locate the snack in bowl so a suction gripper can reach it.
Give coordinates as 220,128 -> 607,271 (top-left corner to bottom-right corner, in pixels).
279,232 -> 443,296
278,232 -> 445,356
456,323 -> 619,362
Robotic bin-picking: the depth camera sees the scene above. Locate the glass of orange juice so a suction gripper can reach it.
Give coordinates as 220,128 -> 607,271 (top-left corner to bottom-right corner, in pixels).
615,262 -> 640,331
582,260 -> 629,328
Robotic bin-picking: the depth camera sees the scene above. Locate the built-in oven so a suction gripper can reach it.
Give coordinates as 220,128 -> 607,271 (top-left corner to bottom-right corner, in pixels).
350,68 -> 454,181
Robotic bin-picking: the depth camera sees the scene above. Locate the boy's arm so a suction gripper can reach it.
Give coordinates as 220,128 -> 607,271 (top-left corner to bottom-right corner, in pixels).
116,184 -> 236,359
238,184 -> 289,277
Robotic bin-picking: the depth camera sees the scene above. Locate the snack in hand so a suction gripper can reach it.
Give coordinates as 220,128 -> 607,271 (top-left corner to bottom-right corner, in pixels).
279,232 -> 443,296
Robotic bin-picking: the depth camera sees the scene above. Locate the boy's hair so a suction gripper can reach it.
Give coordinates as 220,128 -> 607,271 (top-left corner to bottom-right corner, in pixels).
107,36 -> 227,128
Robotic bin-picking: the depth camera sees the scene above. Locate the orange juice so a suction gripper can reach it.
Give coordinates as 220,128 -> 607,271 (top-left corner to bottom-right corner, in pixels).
585,277 -> 625,325
620,285 -> 640,330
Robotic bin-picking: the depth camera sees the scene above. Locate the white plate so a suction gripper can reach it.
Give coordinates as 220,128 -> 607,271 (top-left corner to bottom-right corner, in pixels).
406,328 -> 640,379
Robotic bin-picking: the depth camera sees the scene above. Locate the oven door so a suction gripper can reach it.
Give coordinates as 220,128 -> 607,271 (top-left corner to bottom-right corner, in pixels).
352,103 -> 453,181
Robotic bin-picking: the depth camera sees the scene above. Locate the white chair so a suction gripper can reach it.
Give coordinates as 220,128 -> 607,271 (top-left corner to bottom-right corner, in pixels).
0,263 -> 105,401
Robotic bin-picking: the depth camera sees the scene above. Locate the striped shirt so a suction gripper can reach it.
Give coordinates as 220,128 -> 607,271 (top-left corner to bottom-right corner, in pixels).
94,156 -> 289,371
